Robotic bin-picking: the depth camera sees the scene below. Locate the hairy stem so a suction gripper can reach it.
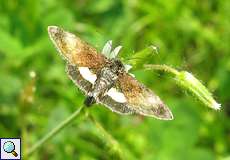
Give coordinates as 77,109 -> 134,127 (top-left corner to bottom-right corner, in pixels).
144,64 -> 179,76
144,64 -> 220,110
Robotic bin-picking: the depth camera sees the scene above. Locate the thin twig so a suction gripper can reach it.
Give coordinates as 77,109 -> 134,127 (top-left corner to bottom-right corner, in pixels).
26,105 -> 84,157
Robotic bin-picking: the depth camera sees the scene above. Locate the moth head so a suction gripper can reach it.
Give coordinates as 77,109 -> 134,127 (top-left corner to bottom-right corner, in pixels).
109,59 -> 125,74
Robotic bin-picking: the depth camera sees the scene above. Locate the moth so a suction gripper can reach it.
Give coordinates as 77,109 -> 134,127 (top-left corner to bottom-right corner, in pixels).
48,26 -> 173,120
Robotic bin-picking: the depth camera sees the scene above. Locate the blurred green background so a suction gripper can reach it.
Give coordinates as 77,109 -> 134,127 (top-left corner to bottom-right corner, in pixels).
0,0 -> 230,159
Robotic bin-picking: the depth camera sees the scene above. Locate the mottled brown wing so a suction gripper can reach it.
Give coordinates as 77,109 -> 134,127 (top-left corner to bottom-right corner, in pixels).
99,95 -> 135,115
48,26 -> 107,69
66,64 -> 92,95
117,73 -> 173,120
66,63 -> 136,114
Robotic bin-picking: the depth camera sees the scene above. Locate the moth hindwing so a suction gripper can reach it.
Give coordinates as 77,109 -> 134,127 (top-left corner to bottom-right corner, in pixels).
48,26 -> 173,120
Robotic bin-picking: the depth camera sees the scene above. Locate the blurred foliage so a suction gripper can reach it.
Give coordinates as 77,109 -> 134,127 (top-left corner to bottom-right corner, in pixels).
0,0 -> 230,159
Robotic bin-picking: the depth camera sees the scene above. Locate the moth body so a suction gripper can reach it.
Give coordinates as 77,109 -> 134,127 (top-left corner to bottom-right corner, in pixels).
85,59 -> 125,106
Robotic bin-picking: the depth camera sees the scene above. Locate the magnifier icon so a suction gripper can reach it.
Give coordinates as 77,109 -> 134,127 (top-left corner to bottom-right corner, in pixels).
3,141 -> 18,157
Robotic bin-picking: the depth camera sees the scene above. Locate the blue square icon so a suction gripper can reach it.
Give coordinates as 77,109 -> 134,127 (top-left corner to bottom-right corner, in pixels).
0,138 -> 21,160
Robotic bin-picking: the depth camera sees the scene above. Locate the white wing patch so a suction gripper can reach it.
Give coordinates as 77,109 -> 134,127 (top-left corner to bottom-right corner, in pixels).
106,88 -> 127,103
78,66 -> 127,103
78,67 -> 97,84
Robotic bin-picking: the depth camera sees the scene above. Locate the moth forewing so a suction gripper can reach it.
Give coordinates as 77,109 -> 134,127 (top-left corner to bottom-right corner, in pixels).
137,91 -> 173,120
48,26 -> 78,62
118,73 -> 173,120
48,26 -> 107,68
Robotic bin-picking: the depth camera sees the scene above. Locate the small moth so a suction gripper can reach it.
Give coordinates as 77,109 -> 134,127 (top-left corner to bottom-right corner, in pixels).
48,26 -> 173,120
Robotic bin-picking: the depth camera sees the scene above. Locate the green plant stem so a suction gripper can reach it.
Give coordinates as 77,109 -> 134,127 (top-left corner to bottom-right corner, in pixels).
20,105 -> 29,160
88,114 -> 124,160
144,64 -> 179,76
144,64 -> 220,110
26,105 -> 84,157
